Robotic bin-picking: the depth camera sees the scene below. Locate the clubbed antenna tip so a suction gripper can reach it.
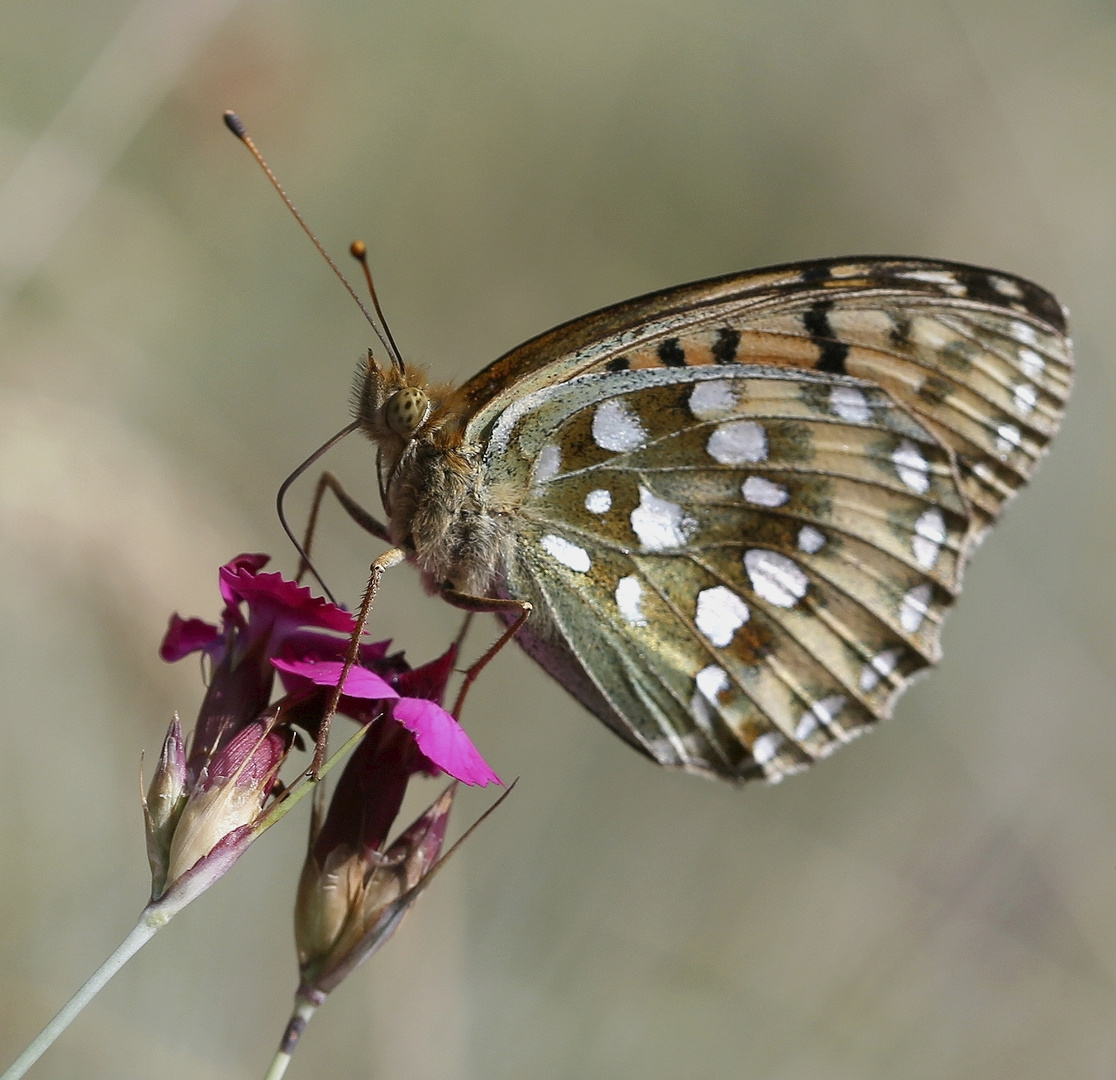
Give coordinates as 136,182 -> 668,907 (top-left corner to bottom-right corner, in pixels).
223,110 -> 246,140
219,109 -> 399,362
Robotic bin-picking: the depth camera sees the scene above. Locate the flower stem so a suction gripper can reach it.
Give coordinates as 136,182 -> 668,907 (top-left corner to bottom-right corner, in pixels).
1,732 -> 364,1080
263,998 -> 318,1080
0,907 -> 168,1080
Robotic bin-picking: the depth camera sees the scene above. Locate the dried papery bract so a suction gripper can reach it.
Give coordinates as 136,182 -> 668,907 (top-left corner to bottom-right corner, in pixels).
142,552 -> 352,904
265,784 -> 514,1080
163,717 -> 292,893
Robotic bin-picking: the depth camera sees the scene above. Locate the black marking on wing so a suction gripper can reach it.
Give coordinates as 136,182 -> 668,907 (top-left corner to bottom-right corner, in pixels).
658,338 -> 687,367
953,270 -> 1001,308
1021,281 -> 1067,332
798,263 -> 833,286
712,326 -> 742,364
802,301 -> 849,374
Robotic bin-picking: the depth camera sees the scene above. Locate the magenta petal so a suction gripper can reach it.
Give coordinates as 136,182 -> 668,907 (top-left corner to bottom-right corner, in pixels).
222,566 -> 356,634
392,698 -> 501,787
281,629 -> 393,668
271,657 -> 399,700
160,615 -> 221,662
217,553 -> 271,607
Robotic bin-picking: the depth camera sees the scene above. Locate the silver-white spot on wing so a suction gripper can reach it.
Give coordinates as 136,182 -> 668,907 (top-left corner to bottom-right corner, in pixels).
797,525 -> 826,554
592,398 -> 647,452
859,647 -> 903,692
901,269 -> 959,287
1019,347 -> 1045,380
742,475 -> 789,508
584,488 -> 612,514
794,694 -> 847,740
1011,320 -> 1038,346
532,443 -> 561,488
899,582 -> 932,633
614,575 -> 647,627
688,379 -> 737,420
912,507 -> 946,570
744,549 -> 809,608
694,586 -> 750,647
1013,384 -> 1037,416
996,423 -> 1021,458
706,420 -> 767,464
630,485 -> 696,551
990,274 -> 1024,299
972,461 -> 998,485
690,689 -> 714,728
695,664 -> 729,702
829,385 -> 871,424
892,439 -> 930,494
540,533 -> 591,573
752,731 -> 785,765
903,270 -> 966,297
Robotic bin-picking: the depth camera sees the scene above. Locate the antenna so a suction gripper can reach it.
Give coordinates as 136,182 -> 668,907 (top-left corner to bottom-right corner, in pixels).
350,240 -> 405,374
222,110 -> 401,369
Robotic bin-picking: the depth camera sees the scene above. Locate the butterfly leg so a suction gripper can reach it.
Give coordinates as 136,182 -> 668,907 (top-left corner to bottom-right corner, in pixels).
297,471 -> 392,583
310,546 -> 406,778
438,588 -> 532,719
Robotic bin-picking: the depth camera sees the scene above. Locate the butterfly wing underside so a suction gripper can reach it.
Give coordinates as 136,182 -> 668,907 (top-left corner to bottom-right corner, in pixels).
466,258 -> 1072,781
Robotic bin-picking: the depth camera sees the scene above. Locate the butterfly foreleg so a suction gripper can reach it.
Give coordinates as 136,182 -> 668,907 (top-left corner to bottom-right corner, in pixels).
296,470 -> 393,583
438,587 -> 532,719
310,546 -> 407,778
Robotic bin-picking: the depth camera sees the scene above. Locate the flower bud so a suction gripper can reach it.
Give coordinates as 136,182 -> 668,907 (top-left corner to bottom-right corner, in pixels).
163,719 -> 290,892
295,785 -> 455,994
142,716 -> 188,899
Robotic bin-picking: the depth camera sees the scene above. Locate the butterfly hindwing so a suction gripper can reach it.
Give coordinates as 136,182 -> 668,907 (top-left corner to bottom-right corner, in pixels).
464,257 -> 1071,782
487,365 -> 970,780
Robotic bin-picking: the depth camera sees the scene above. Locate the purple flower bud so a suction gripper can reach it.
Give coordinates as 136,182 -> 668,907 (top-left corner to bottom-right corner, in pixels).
163,719 -> 291,894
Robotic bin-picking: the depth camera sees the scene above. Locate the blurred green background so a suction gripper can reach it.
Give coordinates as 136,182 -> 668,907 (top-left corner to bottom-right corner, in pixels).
2,1 -> 1114,1077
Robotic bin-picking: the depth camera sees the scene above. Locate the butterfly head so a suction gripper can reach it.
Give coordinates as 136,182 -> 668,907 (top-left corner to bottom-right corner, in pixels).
351,349 -> 435,444
351,348 -> 472,516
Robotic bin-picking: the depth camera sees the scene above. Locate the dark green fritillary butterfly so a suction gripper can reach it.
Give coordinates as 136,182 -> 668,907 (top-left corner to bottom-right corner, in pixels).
351,256 -> 1071,782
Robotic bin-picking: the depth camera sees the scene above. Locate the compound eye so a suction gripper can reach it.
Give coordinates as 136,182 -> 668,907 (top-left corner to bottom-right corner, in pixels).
384,387 -> 430,437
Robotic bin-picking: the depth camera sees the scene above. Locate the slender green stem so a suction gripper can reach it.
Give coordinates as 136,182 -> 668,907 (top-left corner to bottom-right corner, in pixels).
1,731 -> 364,1080
0,908 -> 166,1080
263,998 -> 318,1080
255,721 -> 370,834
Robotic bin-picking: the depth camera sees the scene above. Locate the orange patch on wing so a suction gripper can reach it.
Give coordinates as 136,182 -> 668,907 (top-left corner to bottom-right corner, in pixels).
734,331 -> 823,367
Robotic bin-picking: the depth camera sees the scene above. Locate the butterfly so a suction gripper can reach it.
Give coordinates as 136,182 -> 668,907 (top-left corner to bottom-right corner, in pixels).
345,255 -> 1071,784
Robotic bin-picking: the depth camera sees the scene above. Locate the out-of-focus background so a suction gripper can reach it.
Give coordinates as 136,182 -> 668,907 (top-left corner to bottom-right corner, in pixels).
1,1 -> 1114,1077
